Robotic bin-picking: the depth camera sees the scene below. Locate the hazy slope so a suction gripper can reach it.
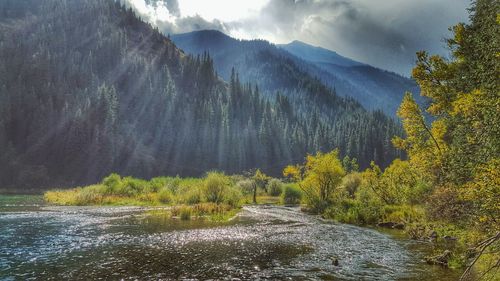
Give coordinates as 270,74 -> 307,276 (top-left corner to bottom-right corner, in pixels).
279,41 -> 424,115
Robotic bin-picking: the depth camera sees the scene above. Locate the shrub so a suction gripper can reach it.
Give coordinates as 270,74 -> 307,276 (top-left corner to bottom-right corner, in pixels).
354,182 -> 384,224
236,179 -> 255,195
148,177 -> 169,193
324,199 -> 362,224
342,173 -> 362,198
203,172 -> 230,203
179,206 -> 192,220
179,185 -> 202,204
267,179 -> 283,196
300,181 -> 329,213
137,192 -> 158,203
281,184 -> 302,205
381,205 -> 425,224
166,176 -> 182,194
121,177 -> 148,196
102,173 -> 122,194
223,187 -> 242,207
290,150 -> 345,213
158,187 -> 173,204
75,185 -> 105,205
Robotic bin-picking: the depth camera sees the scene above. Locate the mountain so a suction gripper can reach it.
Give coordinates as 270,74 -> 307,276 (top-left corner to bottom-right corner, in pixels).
0,0 -> 402,191
280,40 -> 363,68
171,30 -> 292,92
279,41 -> 423,115
172,30 -> 422,116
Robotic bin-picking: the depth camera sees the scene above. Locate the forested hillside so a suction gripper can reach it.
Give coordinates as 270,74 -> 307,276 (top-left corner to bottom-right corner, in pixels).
0,0 -> 402,190
172,30 -> 421,116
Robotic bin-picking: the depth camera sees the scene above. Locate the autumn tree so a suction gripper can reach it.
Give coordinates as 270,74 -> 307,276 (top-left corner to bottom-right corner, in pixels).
285,150 -> 345,213
251,169 -> 270,203
393,1 -> 499,278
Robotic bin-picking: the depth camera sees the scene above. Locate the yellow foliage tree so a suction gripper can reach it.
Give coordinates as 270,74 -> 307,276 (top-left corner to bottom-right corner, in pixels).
284,150 -> 345,212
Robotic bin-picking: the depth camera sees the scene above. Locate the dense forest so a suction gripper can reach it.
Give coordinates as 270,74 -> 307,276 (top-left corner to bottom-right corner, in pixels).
0,0 -> 402,190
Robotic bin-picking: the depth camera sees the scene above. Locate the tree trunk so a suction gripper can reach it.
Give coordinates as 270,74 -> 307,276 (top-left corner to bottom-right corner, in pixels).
253,184 -> 257,204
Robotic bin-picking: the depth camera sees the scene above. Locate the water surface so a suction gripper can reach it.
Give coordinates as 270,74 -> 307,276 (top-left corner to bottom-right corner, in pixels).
0,195 -> 459,280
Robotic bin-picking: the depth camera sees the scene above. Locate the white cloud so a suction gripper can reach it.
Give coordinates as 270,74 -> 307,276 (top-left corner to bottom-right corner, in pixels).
126,0 -> 176,23
178,0 -> 269,22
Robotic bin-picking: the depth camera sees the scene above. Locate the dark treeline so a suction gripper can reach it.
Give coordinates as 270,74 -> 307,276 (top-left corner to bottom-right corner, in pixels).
0,0 -> 402,190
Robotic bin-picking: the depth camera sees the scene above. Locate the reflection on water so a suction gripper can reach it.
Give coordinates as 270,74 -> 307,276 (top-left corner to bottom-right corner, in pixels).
0,195 -> 460,280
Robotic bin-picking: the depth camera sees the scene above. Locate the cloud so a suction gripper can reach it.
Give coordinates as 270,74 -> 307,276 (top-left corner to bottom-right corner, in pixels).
164,0 -> 180,17
122,0 -> 470,75
122,0 -> 230,34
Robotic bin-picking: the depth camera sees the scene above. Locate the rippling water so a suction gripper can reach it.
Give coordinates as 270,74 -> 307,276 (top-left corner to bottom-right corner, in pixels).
0,195 -> 459,280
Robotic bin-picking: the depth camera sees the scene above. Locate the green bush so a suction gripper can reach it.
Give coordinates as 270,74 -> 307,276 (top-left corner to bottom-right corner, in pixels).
203,172 -> 230,203
236,179 -> 255,195
342,173 -> 362,198
148,177 -> 168,193
180,185 -> 202,204
158,187 -> 173,204
122,177 -> 145,195
166,176 -> 182,194
281,184 -> 302,205
267,179 -> 283,196
381,205 -> 424,224
102,173 -> 122,194
179,206 -> 192,220
75,184 -> 105,205
223,187 -> 242,207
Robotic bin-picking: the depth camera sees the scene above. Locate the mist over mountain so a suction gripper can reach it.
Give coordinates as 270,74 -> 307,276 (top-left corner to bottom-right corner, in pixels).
0,0 -> 402,191
172,30 -> 423,116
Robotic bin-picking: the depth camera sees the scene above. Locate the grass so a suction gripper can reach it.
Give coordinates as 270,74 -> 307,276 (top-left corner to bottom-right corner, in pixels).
169,203 -> 240,221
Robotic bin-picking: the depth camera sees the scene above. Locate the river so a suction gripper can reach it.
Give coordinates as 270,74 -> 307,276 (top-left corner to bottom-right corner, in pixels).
0,195 -> 460,280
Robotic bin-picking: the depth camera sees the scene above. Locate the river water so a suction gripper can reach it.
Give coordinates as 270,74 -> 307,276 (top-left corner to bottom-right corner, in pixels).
0,195 -> 459,280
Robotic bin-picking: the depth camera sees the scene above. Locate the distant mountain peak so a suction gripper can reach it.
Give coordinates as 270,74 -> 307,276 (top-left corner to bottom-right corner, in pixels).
279,40 -> 363,67
288,40 -> 335,52
191,29 -> 227,37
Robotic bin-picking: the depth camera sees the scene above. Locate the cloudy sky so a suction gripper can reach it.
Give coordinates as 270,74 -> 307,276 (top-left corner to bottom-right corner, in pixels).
125,0 -> 471,75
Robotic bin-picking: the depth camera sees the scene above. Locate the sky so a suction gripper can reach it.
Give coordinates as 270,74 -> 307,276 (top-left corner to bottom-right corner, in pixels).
124,0 -> 471,75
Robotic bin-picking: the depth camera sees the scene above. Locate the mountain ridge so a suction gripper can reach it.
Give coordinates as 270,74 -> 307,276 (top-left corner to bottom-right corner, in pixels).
172,30 -> 422,116
279,40 -> 364,67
